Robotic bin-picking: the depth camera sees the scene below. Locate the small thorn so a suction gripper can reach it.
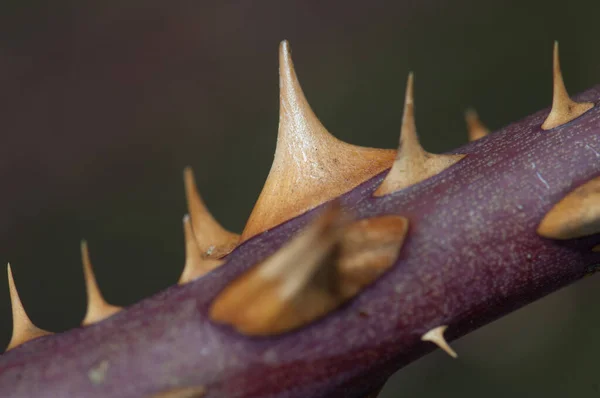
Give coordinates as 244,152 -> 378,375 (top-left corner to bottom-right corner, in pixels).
465,108 -> 490,141
541,41 -> 593,130
6,264 -> 51,351
374,73 -> 465,196
421,325 -> 457,358
81,241 -> 122,326
179,215 -> 223,284
240,40 -> 395,242
183,167 -> 240,259
538,176 -> 600,239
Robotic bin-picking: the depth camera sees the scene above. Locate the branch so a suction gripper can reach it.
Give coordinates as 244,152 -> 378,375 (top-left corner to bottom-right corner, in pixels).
0,40 -> 599,398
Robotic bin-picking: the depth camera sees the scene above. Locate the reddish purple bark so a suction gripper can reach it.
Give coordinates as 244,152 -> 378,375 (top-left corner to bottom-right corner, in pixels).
0,86 -> 599,397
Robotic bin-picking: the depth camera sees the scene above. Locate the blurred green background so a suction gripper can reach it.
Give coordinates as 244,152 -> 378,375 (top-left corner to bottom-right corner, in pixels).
0,1 -> 599,397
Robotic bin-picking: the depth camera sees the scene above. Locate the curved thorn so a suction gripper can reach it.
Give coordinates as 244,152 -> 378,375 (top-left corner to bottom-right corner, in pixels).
374,73 -> 465,196
541,41 -> 593,130
421,325 -> 457,358
6,264 -> 51,351
183,167 -> 240,259
240,40 -> 395,242
179,215 -> 223,284
81,241 -> 122,326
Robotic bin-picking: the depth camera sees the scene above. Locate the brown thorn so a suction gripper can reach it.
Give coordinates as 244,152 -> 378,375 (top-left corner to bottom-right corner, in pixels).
240,40 -> 395,242
179,215 -> 223,284
81,241 -> 122,326
212,203 -> 409,336
6,264 -> 51,351
183,167 -> 240,259
465,108 -> 490,141
541,41 -> 593,130
421,325 -> 457,358
537,176 -> 600,239
211,203 -> 346,335
374,73 -> 465,196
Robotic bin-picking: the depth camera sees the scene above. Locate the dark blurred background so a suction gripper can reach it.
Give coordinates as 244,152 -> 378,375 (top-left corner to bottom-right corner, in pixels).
0,1 -> 599,397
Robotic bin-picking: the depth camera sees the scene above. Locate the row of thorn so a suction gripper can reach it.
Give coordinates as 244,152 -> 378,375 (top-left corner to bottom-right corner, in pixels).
3,40 -> 592,358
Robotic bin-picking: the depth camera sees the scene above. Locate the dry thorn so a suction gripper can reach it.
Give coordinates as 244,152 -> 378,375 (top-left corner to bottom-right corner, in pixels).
6,264 -> 51,351
374,73 -> 465,196
465,108 -> 490,141
183,167 -> 240,259
541,41 -> 593,130
179,215 -> 223,284
538,176 -> 600,239
421,325 -> 457,358
81,241 -> 122,326
240,40 -> 395,241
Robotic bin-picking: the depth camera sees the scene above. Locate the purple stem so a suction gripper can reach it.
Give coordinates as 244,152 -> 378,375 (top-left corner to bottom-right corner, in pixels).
1,87 -> 600,398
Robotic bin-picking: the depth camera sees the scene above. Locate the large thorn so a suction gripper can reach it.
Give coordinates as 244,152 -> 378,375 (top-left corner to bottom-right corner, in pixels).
212,203 -> 345,335
240,40 -> 396,242
6,264 -> 51,351
179,215 -> 223,284
81,241 -> 122,326
183,167 -> 240,259
421,325 -> 457,358
537,176 -> 600,239
374,73 -> 465,196
541,41 -> 593,130
212,203 -> 409,336
465,108 -> 489,141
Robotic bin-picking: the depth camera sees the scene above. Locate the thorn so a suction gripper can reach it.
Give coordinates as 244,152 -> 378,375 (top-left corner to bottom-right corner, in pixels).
6,264 -> 51,351
179,215 -> 223,284
183,167 -> 240,259
374,73 -> 465,196
240,40 -> 396,242
465,108 -> 490,141
211,202 -> 347,335
213,202 -> 409,335
81,241 -> 122,326
541,41 -> 593,130
538,176 -> 600,239
421,325 -> 457,358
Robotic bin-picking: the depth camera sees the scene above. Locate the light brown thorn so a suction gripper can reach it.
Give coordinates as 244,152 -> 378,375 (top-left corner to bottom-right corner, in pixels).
421,325 -> 457,358
179,215 -> 223,284
81,241 -> 122,326
183,167 -> 240,259
374,73 -> 465,196
212,203 -> 347,335
537,176 -> 600,239
212,203 -> 410,336
6,264 -> 51,351
541,41 -> 593,130
465,108 -> 490,141
239,40 -> 396,242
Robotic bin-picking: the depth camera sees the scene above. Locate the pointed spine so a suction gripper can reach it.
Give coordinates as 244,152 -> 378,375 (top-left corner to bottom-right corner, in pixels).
81,241 -> 122,326
421,325 -> 457,358
240,40 -> 395,241
183,166 -> 240,259
541,41 -> 593,130
6,264 -> 51,351
374,73 -> 464,196
179,215 -> 223,284
465,108 -> 490,141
